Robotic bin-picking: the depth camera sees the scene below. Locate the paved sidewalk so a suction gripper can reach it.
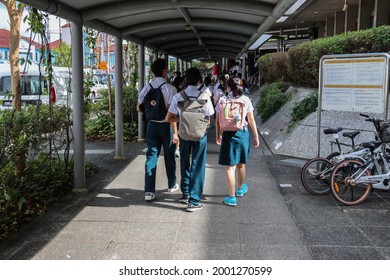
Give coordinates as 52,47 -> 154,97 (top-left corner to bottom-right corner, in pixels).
1,126 -> 390,260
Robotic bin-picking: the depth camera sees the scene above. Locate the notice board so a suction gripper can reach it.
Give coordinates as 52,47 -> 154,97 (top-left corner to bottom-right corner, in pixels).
316,53 -> 390,157
320,54 -> 390,114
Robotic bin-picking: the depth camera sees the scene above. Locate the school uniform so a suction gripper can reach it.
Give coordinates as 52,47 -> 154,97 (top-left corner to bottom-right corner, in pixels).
216,93 -> 254,166
168,85 -> 215,206
138,77 -> 177,194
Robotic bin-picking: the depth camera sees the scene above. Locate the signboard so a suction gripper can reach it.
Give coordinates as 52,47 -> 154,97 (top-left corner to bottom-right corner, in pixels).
317,53 -> 390,157
321,55 -> 389,114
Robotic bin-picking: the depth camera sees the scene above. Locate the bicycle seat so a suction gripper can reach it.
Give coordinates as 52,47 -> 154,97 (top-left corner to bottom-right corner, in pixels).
342,131 -> 360,140
361,141 -> 382,151
323,127 -> 343,135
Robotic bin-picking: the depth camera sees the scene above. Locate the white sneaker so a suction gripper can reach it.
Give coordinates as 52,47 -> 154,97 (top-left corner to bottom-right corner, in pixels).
145,192 -> 155,201
167,183 -> 179,193
174,150 -> 180,158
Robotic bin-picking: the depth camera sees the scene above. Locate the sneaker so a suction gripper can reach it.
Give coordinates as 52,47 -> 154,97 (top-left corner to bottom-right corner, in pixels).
145,192 -> 155,201
167,183 -> 179,192
178,194 -> 189,204
223,196 -> 237,206
186,203 -> 203,212
174,150 -> 180,158
236,183 -> 248,197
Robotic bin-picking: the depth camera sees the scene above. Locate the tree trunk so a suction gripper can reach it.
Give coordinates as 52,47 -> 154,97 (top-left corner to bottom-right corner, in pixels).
2,1 -> 25,175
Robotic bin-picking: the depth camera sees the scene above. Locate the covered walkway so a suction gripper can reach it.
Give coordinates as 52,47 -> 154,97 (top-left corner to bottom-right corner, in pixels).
1,90 -> 390,260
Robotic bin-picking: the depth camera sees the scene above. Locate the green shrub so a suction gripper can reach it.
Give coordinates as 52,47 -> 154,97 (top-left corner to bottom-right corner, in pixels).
259,52 -> 289,84
290,91 -> 318,123
86,86 -> 139,141
256,81 -> 290,122
0,104 -> 79,242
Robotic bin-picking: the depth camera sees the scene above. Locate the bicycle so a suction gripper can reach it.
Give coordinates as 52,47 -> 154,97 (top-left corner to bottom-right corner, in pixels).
300,127 -> 364,195
330,115 -> 390,205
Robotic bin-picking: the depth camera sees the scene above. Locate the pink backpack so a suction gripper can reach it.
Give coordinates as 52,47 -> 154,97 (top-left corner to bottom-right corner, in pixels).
218,97 -> 247,132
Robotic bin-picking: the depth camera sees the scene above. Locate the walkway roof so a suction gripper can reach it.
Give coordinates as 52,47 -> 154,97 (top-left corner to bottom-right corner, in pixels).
19,0 -> 300,61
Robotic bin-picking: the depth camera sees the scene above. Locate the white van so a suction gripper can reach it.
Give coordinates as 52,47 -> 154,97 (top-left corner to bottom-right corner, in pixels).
0,65 -> 72,109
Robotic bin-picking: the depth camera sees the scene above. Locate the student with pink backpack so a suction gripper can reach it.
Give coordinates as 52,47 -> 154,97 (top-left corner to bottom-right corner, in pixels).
215,78 -> 260,207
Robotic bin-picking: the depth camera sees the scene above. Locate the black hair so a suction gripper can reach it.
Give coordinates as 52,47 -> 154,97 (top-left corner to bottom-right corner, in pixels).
172,76 -> 184,91
226,77 -> 244,98
184,67 -> 202,86
203,76 -> 212,86
151,58 -> 166,77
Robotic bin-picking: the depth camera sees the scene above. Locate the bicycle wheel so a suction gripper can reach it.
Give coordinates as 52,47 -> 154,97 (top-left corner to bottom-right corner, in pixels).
326,152 -> 340,164
301,157 -> 333,195
330,159 -> 372,205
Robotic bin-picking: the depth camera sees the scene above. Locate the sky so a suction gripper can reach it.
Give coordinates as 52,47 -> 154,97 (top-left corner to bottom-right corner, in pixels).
0,4 -> 61,42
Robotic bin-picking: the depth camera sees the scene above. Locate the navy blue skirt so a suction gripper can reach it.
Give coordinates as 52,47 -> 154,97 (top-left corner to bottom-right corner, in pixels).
218,128 -> 250,166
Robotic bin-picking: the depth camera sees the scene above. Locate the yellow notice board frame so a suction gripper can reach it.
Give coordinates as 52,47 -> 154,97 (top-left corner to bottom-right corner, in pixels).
317,53 -> 390,156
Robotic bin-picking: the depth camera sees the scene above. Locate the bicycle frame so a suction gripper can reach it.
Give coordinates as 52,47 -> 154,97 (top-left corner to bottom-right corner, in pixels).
351,152 -> 390,190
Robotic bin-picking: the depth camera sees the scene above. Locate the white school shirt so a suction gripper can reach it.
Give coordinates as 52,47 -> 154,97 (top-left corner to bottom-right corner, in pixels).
168,85 -> 215,117
138,77 -> 177,122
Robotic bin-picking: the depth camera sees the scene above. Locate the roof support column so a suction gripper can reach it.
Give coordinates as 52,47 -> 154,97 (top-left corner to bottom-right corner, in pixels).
180,59 -> 183,74
71,22 -> 86,192
241,56 -> 246,80
114,35 -> 125,160
175,57 -> 179,72
138,44 -> 146,142
326,16 -> 335,36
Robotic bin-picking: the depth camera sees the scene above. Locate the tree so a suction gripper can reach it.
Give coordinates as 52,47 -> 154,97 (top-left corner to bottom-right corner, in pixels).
0,0 -> 24,111
53,42 -> 71,67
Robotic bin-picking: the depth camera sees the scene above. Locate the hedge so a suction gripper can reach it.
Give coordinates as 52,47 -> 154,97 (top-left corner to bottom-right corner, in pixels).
258,25 -> 390,88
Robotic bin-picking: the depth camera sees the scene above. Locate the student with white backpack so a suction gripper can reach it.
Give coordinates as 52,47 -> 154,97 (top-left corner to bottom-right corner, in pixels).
166,68 -> 214,212
216,78 -> 260,207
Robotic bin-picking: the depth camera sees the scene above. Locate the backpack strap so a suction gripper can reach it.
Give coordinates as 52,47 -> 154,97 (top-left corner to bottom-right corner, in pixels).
180,90 -> 189,101
149,82 -> 167,90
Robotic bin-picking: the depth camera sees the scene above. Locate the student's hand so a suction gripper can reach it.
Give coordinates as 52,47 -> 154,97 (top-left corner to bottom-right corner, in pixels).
252,137 -> 260,148
216,134 -> 222,145
172,133 -> 179,144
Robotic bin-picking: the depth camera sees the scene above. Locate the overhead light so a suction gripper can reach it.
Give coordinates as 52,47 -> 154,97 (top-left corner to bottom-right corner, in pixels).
284,0 -> 308,15
276,16 -> 288,23
185,24 -> 191,31
343,0 -> 349,12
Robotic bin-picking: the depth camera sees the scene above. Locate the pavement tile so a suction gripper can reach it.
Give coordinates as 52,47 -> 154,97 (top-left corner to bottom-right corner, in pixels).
238,224 -> 305,246
102,242 -> 174,260
289,205 -> 353,226
242,244 -> 312,260
298,225 -> 372,246
176,222 -> 239,244
171,243 -> 242,260
345,209 -> 390,226
114,222 -> 180,243
309,245 -> 386,260
359,226 -> 390,247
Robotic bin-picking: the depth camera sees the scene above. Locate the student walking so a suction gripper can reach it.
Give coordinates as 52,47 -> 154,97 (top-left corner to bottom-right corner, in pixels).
138,58 -> 179,201
166,67 -> 215,212
215,77 -> 260,207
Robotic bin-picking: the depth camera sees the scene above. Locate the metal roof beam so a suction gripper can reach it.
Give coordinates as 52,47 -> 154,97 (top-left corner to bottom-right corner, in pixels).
122,18 -> 257,36
146,31 -> 248,44
81,0 -> 274,21
160,39 -> 244,50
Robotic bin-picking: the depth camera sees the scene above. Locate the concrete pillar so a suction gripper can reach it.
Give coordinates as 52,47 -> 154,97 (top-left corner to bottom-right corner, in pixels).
358,0 -> 375,30
114,35 -> 125,160
317,21 -> 326,38
326,16 -> 335,36
179,59 -> 183,74
71,22 -> 86,192
334,11 -> 345,35
345,5 -> 359,32
241,56 -> 246,79
138,44 -> 146,142
175,57 -> 179,71
375,0 -> 390,27
152,50 -> 158,61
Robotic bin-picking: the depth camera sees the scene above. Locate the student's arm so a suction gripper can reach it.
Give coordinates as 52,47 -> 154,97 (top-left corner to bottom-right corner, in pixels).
216,113 -> 222,145
247,111 -> 260,148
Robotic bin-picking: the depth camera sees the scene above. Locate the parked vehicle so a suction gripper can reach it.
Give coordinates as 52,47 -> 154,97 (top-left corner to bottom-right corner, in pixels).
0,65 -> 72,109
